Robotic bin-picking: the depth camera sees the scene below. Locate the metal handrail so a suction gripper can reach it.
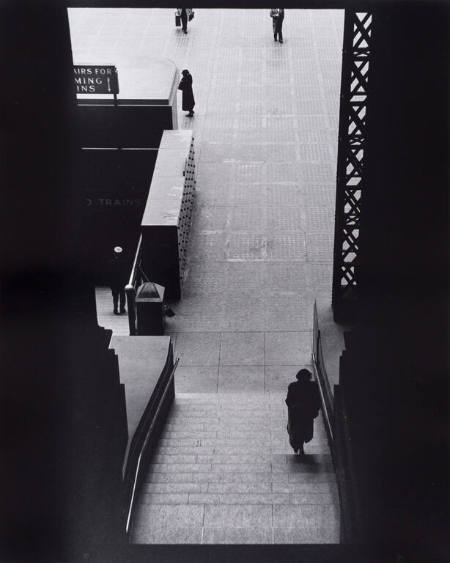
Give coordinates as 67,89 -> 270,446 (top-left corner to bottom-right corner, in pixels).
312,300 -> 334,442
125,356 -> 179,535
312,300 -> 361,543
127,234 -> 143,289
125,235 -> 144,335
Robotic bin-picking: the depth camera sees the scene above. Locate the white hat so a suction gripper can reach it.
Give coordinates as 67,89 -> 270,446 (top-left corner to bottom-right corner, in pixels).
114,246 -> 123,254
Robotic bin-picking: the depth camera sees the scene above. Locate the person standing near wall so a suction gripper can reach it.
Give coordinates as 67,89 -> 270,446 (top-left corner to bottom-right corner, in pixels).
270,8 -> 285,43
109,246 -> 127,315
178,69 -> 195,117
177,8 -> 188,34
285,369 -> 321,455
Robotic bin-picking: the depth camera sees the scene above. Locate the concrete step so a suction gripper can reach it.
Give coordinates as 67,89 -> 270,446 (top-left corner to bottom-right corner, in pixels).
132,392 -> 339,544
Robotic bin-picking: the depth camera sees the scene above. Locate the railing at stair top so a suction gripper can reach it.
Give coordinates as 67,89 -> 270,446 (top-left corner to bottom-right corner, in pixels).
312,301 -> 334,442
124,353 -> 179,536
125,235 -> 148,336
312,300 -> 361,543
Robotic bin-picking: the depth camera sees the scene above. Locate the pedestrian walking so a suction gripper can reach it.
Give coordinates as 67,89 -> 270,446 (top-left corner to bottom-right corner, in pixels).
285,369 -> 321,455
109,246 -> 127,315
178,69 -> 195,117
270,8 -> 285,43
176,8 -> 189,34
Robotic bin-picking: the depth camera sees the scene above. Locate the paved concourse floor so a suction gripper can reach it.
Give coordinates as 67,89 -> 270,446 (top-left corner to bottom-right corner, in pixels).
71,8 -> 343,544
95,287 -> 130,335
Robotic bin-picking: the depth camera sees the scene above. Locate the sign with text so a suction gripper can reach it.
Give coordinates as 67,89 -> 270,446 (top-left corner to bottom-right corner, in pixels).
73,65 -> 119,95
85,197 -> 143,208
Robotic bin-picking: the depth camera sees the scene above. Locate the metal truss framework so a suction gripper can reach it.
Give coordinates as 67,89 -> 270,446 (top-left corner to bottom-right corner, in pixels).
332,11 -> 373,318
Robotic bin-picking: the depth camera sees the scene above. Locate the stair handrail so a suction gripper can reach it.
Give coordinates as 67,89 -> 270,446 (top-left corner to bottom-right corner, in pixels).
125,235 -> 146,335
312,300 -> 361,542
124,355 -> 179,535
312,300 -> 334,441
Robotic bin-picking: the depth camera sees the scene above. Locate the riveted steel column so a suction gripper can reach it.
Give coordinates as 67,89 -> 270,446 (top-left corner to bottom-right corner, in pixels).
332,11 -> 373,322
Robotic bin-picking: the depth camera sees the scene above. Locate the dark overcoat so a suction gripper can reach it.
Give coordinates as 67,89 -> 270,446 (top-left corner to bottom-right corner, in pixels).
180,8 -> 188,29
285,380 -> 321,451
271,8 -> 285,33
109,253 -> 128,292
178,73 -> 195,111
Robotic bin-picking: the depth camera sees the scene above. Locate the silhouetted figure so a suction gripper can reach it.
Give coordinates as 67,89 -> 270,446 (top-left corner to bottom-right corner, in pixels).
178,69 -> 195,117
177,8 -> 188,33
109,246 -> 127,315
285,369 -> 321,455
270,8 -> 285,43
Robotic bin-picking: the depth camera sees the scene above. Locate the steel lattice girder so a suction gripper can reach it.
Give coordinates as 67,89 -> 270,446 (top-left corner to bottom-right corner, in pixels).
332,11 -> 372,313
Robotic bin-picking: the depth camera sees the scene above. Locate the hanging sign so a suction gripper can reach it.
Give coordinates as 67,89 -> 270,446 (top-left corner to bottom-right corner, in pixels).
73,65 -> 119,95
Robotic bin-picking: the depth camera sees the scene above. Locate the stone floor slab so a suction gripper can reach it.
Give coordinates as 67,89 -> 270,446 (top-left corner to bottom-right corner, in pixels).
132,504 -> 204,529
207,483 -> 272,494
139,493 -> 189,505
204,505 -> 272,528
273,504 -> 339,529
273,527 -> 338,544
264,332 -> 312,365
132,526 -> 203,544
175,333 -> 221,366
219,332 -> 265,366
143,483 -> 208,494
202,527 -> 273,544
265,365 -> 310,392
218,365 -> 265,392
174,366 -> 219,393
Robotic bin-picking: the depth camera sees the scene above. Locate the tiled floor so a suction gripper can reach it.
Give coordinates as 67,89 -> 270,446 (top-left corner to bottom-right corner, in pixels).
72,7 -> 343,544
169,331 -> 314,394
95,287 -> 129,336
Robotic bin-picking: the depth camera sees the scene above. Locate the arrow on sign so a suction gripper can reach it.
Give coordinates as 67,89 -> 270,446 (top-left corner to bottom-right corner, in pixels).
73,65 -> 118,95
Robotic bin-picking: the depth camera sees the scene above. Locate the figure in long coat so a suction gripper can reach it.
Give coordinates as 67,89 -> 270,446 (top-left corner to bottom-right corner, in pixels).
270,8 -> 285,43
177,8 -> 188,34
178,69 -> 195,117
109,246 -> 128,315
285,369 -> 321,455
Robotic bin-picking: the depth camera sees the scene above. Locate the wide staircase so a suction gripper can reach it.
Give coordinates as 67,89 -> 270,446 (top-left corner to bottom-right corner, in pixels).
131,391 -> 339,544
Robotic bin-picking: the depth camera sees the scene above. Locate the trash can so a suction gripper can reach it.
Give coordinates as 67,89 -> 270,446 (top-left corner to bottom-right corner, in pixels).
135,282 -> 165,335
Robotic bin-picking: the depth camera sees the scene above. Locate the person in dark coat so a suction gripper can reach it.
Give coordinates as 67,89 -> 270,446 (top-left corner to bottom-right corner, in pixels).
270,8 -> 285,43
178,69 -> 195,117
109,246 -> 127,315
178,8 -> 188,34
285,369 -> 321,455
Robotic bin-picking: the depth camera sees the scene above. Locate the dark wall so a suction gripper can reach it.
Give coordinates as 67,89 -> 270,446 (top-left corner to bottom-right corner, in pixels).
78,148 -> 158,282
341,4 -> 448,555
359,4 -> 448,315
0,4 -> 128,561
77,104 -> 171,148
0,5 -> 80,281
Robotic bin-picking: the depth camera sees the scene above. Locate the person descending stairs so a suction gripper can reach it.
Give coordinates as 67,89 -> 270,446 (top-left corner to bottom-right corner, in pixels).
131,391 -> 339,544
